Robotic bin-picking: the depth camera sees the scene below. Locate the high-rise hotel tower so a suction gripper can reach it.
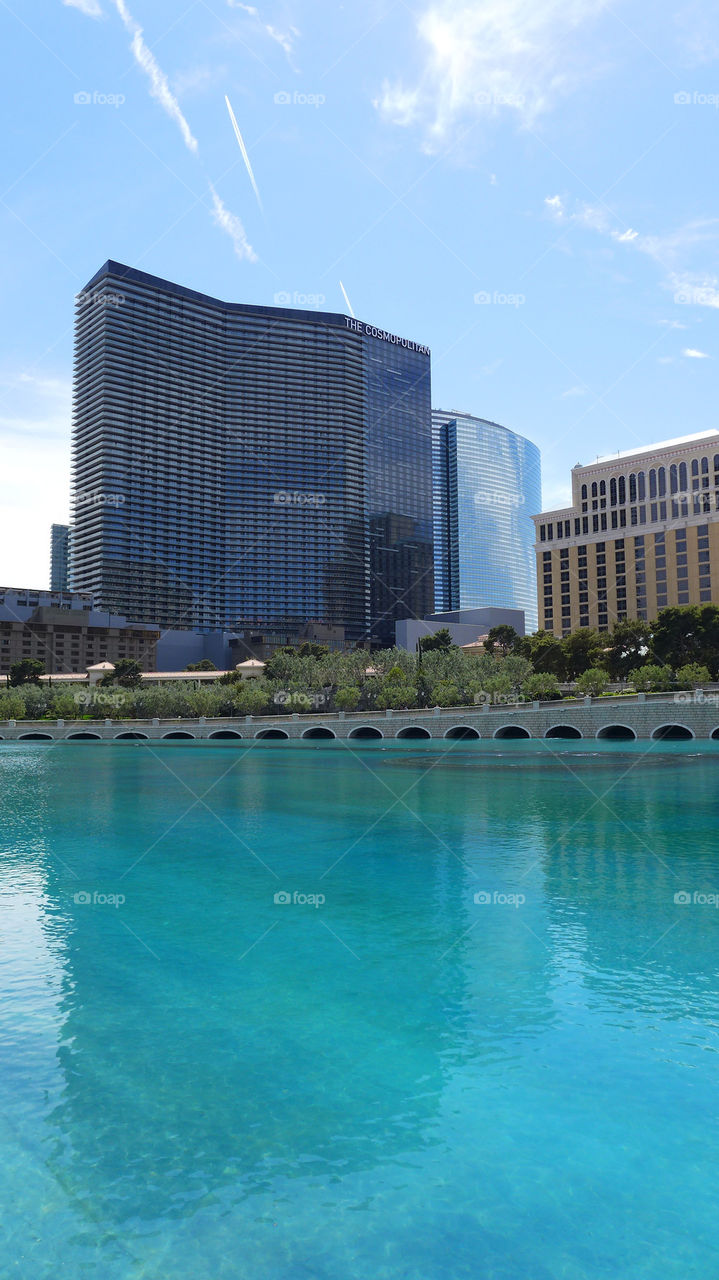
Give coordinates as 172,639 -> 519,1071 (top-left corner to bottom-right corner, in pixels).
70,262 -> 434,646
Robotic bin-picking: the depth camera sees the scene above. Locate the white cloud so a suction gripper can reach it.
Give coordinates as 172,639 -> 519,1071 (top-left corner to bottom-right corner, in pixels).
560,385 -> 587,398
227,1 -> 299,59
375,0 -> 613,148
113,0 -> 199,152
63,0 -> 103,14
172,65 -> 224,99
209,183 -> 257,262
545,194 -> 564,218
683,347 -> 710,358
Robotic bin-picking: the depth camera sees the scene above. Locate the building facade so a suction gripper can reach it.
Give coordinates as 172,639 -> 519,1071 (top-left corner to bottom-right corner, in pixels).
70,262 -> 433,648
50,524 -> 71,591
0,587 -> 158,677
432,411 -> 541,631
533,431 -> 719,635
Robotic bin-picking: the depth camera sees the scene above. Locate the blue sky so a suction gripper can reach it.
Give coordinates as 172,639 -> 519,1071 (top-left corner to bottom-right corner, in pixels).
2,0 -> 718,587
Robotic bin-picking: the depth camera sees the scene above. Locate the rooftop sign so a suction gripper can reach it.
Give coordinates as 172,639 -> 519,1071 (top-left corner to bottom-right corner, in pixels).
344,316 -> 430,356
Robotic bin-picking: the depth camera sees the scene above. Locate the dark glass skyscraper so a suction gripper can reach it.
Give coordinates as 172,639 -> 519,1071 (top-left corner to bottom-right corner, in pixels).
70,262 -> 433,646
50,523 -> 71,591
432,410 -> 541,631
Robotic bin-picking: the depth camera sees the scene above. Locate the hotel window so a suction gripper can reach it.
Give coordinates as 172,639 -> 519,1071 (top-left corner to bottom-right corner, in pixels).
629,473 -> 637,503
540,525 -> 546,541
610,477 -> 617,506
582,517 -> 589,534
618,476 -> 626,504
593,515 -> 599,532
574,518 -> 581,536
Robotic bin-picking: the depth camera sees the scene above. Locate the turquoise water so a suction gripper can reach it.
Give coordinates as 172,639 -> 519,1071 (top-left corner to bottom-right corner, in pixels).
1,741 -> 718,1279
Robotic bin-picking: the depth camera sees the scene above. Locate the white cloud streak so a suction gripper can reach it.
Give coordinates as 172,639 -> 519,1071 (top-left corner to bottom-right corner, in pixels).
375,0 -> 613,148
113,0 -> 199,152
224,95 -> 263,210
226,1 -> 299,59
63,0 -> 103,14
683,347 -> 710,358
209,183 -> 257,262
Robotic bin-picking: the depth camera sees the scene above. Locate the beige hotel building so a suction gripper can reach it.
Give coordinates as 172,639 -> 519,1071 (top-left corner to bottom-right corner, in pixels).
533,431 -> 719,636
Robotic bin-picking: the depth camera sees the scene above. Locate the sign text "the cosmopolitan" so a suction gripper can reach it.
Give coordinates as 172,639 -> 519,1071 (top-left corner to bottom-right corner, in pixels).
344,316 -> 430,355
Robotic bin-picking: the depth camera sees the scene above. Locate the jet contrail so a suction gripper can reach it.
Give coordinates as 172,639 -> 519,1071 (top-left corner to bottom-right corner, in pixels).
339,281 -> 355,317
224,95 -> 263,211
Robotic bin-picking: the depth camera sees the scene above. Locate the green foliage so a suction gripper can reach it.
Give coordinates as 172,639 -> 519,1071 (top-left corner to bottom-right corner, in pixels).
575,667 -> 609,698
184,659 -> 218,671
419,628 -> 455,653
605,618 -> 652,680
522,672 -> 561,702
101,658 -> 142,688
430,680 -> 461,706
518,631 -> 567,678
674,663 -> 712,688
629,664 -> 672,692
9,658 -> 45,686
376,685 -> 419,710
652,605 -> 719,673
562,629 -> 606,679
334,686 -> 361,711
484,625 -> 520,657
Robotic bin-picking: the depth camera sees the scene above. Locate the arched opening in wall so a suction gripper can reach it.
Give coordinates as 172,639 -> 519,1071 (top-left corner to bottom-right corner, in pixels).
348,726 -> 383,739
255,728 -> 290,740
19,732 -> 53,740
444,726 -> 480,739
67,732 -> 102,740
162,731 -> 196,739
494,725 -> 531,739
596,725 -> 636,740
208,730 -> 242,739
301,727 -> 336,739
396,726 -> 432,739
651,724 -> 694,740
114,732 -> 149,740
545,725 -> 582,739
711,727 -> 719,740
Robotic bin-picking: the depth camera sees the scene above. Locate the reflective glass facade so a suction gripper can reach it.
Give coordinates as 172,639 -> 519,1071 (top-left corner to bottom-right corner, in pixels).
432,411 -> 541,631
70,262 -> 432,645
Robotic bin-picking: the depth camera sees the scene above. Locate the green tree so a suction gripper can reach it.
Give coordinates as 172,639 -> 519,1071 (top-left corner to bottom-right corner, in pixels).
419,628 -> 455,653
431,680 -> 461,706
651,606 -> 706,670
185,659 -> 218,671
9,658 -> 45,686
334,686 -> 361,711
101,658 -> 142,688
522,672 -> 561,701
674,663 -> 712,688
630,664 -> 672,693
606,618 -> 652,680
297,642 -> 329,659
519,631 -> 567,679
575,667 -> 609,698
484,624 -> 520,657
376,684 -> 419,710
562,628 -> 605,679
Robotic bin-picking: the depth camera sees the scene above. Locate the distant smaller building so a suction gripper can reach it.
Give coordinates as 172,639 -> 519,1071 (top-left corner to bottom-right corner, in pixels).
50,524 -> 71,591
0,586 -> 158,677
395,607 -> 525,653
229,621 -> 346,663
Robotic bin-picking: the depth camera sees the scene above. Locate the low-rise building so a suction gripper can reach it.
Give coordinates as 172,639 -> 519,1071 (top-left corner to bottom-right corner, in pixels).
0,586 -> 159,677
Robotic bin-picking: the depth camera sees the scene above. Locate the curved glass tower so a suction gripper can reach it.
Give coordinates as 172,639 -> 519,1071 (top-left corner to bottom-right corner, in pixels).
70,262 -> 433,646
432,410 -> 541,631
